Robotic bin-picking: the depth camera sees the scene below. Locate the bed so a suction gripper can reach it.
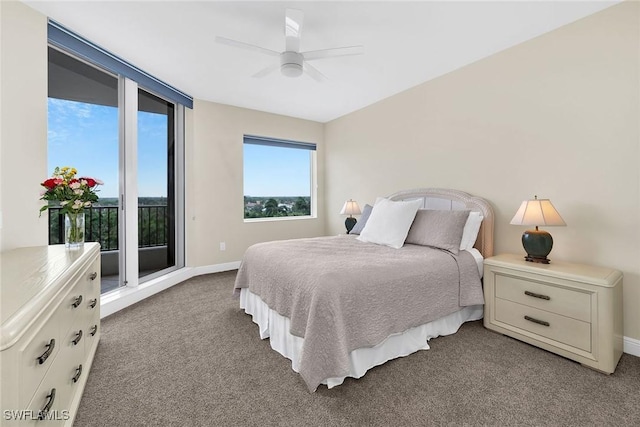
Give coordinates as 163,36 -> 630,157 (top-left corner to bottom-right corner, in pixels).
234,188 -> 494,392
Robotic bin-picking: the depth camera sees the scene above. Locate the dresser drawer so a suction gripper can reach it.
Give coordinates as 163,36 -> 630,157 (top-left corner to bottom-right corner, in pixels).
58,279 -> 87,339
83,313 -> 100,358
495,298 -> 591,352
24,355 -> 75,426
495,274 -> 591,322
18,310 -> 62,407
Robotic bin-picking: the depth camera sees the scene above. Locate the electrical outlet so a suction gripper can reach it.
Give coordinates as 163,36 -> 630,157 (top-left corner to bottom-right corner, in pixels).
219,242 -> 226,251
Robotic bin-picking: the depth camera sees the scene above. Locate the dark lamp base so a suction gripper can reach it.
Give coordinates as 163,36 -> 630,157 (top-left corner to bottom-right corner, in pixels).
522,229 -> 554,264
345,217 -> 357,234
524,255 -> 551,264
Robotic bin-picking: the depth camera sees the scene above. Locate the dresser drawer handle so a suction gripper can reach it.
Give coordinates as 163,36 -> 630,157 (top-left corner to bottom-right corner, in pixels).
89,298 -> 98,309
524,291 -> 550,300
38,388 -> 56,420
72,364 -> 83,383
90,325 -> 98,336
89,272 -> 98,281
524,315 -> 550,327
37,339 -> 55,365
72,330 -> 83,345
72,295 -> 83,308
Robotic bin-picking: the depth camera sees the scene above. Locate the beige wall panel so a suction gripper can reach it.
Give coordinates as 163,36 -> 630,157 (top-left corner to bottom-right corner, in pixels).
325,2 -> 640,340
0,1 -> 48,251
188,100 -> 325,267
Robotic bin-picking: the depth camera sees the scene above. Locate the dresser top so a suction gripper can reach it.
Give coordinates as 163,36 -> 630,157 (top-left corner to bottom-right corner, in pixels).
484,253 -> 622,287
1,243 -> 100,349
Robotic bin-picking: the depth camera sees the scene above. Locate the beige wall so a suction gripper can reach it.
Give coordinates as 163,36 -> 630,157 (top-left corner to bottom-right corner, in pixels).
325,2 -> 640,341
187,100 -> 325,267
0,0 -> 48,251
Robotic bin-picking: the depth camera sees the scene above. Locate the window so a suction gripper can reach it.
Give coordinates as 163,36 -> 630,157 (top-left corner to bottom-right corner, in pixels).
243,135 -> 316,219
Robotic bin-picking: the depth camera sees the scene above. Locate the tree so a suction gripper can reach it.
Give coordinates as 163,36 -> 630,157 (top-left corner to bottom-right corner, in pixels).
294,197 -> 310,215
264,198 -> 279,217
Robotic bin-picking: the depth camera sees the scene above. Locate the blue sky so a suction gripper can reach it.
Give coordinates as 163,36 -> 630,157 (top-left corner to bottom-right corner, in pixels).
243,144 -> 311,197
48,98 -> 167,198
48,98 -> 310,199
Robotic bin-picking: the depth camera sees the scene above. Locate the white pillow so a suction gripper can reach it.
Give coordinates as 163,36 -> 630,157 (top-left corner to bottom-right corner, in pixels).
459,211 -> 484,251
357,197 -> 423,249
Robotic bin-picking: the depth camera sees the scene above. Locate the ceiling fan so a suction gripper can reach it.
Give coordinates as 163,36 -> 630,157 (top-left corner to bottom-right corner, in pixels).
216,8 -> 364,81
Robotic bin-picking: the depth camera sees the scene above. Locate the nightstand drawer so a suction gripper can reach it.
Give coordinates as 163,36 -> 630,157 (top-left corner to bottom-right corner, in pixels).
495,298 -> 591,352
495,274 -> 591,322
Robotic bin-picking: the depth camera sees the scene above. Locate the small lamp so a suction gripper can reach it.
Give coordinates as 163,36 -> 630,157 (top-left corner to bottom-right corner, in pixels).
510,196 -> 566,264
340,199 -> 361,234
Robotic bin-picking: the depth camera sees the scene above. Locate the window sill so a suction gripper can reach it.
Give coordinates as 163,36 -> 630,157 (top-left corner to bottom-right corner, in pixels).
243,215 -> 316,223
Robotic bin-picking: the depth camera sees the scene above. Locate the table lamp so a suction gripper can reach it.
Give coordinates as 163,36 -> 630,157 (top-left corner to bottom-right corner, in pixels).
510,196 -> 566,264
340,199 -> 361,233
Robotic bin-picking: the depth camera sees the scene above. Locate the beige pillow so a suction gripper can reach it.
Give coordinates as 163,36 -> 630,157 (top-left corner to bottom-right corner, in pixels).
405,209 -> 470,254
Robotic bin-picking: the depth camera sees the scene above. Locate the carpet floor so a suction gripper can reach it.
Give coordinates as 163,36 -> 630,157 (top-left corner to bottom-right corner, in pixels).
75,271 -> 640,426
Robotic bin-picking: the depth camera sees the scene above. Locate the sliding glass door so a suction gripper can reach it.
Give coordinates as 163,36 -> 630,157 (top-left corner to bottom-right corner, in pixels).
47,46 -> 185,292
137,88 -> 177,279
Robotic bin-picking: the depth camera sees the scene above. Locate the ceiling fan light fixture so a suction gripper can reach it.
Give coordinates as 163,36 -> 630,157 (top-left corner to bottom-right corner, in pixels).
281,63 -> 303,77
280,51 -> 303,78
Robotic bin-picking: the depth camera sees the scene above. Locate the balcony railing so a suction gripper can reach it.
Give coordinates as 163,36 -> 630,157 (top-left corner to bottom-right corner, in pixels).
48,205 -> 168,250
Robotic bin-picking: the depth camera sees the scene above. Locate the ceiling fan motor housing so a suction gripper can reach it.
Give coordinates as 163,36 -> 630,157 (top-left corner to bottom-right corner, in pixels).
280,51 -> 304,77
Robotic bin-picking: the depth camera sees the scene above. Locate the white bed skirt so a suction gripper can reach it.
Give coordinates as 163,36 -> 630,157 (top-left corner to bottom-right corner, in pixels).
239,288 -> 484,389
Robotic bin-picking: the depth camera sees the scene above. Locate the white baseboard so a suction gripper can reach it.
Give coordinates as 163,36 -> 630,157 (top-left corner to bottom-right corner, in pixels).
101,261 -> 240,318
624,336 -> 640,357
193,261 -> 241,276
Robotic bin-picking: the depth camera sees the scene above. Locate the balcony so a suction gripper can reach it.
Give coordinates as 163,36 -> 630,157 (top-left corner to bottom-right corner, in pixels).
48,205 -> 170,293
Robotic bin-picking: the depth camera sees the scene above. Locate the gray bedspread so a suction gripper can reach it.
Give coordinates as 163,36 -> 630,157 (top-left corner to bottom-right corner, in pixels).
234,235 -> 484,391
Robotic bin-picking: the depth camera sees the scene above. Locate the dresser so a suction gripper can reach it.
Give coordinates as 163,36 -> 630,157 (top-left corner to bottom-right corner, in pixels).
483,254 -> 623,373
1,243 -> 101,425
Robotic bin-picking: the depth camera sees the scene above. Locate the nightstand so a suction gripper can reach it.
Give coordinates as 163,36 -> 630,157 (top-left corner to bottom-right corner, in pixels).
483,254 -> 623,374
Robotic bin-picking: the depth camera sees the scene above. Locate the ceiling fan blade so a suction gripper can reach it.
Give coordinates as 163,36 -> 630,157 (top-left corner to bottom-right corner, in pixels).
215,36 -> 280,57
285,8 -> 304,52
304,62 -> 326,82
303,45 -> 364,61
252,63 -> 280,78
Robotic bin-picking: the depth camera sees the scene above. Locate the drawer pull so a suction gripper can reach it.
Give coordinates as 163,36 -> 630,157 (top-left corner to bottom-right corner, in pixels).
72,330 -> 83,345
72,295 -> 83,308
89,298 -> 98,309
90,325 -> 98,336
524,290 -> 550,301
37,339 -> 56,365
524,315 -> 550,327
38,388 -> 56,420
72,364 -> 83,383
89,272 -> 98,281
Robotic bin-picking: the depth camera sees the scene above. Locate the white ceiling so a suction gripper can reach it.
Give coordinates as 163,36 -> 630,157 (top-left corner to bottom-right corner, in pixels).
25,1 -> 619,123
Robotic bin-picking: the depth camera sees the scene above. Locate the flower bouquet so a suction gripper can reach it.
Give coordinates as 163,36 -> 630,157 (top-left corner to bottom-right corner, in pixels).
40,166 -> 102,249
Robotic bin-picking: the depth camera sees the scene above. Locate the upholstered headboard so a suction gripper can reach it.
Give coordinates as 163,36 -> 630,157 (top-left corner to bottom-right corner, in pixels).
387,188 -> 495,258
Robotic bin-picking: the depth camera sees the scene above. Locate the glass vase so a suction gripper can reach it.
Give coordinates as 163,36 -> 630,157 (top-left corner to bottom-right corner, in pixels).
64,211 -> 85,250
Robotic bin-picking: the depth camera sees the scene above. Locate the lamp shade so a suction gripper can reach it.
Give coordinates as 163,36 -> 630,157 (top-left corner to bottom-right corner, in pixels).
510,196 -> 565,264
340,199 -> 361,216
509,198 -> 566,227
